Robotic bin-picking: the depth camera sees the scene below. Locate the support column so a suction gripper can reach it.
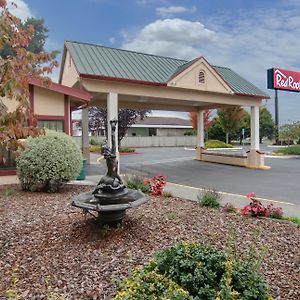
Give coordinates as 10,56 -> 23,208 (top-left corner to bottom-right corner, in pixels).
250,106 -> 260,150
107,93 -> 119,166
195,109 -> 204,160
247,106 -> 267,168
82,107 -> 90,164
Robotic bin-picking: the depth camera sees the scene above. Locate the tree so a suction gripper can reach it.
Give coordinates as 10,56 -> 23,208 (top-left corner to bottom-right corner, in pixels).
207,118 -> 226,142
189,110 -> 212,132
0,1 -> 58,106
259,106 -> 275,143
217,106 -> 245,144
88,107 -> 150,145
233,111 -> 250,145
279,121 -> 300,145
0,1 -> 57,161
0,17 -> 54,58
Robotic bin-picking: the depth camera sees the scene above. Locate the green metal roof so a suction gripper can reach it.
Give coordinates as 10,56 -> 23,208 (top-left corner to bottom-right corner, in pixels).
65,40 -> 269,98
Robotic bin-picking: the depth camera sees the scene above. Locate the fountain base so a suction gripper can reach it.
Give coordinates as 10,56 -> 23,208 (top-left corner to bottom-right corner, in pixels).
72,189 -> 149,226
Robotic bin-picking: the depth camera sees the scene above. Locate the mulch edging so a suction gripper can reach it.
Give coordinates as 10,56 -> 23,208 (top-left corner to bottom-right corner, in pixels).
0,185 -> 299,299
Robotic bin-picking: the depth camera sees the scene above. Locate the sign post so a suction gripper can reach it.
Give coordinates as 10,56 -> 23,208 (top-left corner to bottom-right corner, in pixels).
275,89 -> 279,141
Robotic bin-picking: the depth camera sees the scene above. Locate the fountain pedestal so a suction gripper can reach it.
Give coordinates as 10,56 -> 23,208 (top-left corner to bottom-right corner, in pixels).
72,119 -> 149,226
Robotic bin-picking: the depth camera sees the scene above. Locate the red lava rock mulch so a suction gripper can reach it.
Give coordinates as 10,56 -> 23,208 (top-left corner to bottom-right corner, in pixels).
0,184 -> 299,299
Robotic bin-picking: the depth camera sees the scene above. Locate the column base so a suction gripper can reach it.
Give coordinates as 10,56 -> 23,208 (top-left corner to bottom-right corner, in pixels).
246,149 -> 270,169
195,146 -> 204,160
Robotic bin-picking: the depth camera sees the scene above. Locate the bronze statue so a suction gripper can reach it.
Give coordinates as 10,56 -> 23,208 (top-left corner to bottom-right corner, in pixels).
93,119 -> 125,194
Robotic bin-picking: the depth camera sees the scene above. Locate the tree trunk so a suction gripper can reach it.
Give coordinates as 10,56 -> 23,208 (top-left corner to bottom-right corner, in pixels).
226,132 -> 229,144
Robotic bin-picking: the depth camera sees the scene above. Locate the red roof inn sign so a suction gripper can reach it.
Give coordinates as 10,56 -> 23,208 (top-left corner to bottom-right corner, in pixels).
267,68 -> 300,92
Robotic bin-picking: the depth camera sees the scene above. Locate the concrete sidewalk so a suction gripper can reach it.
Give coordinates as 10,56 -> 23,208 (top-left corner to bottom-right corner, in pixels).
72,174 -> 300,218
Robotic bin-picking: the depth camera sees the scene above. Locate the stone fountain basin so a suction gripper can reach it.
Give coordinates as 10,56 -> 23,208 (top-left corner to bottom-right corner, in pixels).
72,189 -> 149,212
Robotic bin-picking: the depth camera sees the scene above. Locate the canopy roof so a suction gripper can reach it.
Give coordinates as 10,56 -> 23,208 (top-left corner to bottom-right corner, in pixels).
63,40 -> 269,98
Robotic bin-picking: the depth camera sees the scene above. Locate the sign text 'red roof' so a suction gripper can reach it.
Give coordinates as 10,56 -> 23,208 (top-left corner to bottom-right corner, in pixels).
268,68 -> 300,92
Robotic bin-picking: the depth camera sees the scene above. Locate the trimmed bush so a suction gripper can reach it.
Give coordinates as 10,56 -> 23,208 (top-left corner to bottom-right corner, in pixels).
198,188 -> 222,208
115,242 -> 272,300
90,145 -> 102,153
119,147 -> 135,153
273,145 -> 300,155
205,140 -> 233,148
17,132 -> 82,192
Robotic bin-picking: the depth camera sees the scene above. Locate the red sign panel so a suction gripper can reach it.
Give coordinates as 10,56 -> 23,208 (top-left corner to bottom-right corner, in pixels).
273,68 -> 300,92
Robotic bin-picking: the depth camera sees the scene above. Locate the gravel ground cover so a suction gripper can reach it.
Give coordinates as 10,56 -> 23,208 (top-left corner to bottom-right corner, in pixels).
0,185 -> 299,299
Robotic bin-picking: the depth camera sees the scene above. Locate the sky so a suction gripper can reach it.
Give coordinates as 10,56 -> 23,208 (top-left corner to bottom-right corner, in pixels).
8,0 -> 300,123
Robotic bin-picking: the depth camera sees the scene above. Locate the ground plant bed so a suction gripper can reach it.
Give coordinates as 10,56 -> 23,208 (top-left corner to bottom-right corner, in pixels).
0,185 -> 299,299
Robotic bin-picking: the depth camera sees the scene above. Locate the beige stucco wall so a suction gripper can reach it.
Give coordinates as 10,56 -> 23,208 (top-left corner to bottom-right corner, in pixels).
83,79 -> 262,108
34,86 -> 64,116
0,175 -> 19,185
61,50 -> 79,87
201,153 -> 247,167
0,96 -> 20,113
168,60 -> 232,94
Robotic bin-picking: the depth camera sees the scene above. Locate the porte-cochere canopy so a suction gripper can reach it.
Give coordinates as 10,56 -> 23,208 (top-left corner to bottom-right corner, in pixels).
59,40 -> 270,169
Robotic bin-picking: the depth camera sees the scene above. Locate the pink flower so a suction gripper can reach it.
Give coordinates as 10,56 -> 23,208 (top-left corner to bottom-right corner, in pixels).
247,192 -> 255,199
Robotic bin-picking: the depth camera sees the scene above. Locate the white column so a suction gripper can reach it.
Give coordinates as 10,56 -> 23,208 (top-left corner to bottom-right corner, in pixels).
82,107 -> 90,163
251,106 -> 260,150
107,92 -> 119,160
197,109 -> 205,148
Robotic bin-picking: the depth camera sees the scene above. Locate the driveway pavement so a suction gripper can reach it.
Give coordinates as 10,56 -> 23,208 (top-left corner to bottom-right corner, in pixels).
87,146 -> 300,206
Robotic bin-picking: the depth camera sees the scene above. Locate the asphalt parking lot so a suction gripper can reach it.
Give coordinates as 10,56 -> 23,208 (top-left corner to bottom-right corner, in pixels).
87,147 -> 300,206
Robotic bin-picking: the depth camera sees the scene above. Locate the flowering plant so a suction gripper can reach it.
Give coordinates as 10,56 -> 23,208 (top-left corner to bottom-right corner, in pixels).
146,175 -> 167,196
241,192 -> 283,219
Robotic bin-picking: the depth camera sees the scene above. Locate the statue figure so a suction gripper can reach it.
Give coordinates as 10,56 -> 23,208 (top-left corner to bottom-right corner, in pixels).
93,119 -> 125,194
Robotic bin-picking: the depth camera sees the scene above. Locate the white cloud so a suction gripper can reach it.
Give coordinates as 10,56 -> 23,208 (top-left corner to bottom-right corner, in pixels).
122,18 -> 216,59
7,0 -> 32,20
122,3 -> 300,122
156,5 -> 196,17
109,37 -> 116,44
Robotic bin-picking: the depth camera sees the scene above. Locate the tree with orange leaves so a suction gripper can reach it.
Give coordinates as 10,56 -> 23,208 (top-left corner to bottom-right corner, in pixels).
189,110 -> 212,132
0,0 -> 57,167
0,0 -> 58,106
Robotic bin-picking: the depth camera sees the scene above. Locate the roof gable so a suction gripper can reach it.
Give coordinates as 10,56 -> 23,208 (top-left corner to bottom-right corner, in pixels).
64,40 -> 269,98
167,57 -> 233,94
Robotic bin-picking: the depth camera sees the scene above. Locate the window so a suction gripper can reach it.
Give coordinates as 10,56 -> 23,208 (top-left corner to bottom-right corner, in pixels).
198,71 -> 205,84
149,128 -> 157,136
38,120 -> 64,132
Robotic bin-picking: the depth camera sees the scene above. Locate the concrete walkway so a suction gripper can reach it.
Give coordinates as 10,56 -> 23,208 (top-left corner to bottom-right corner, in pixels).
72,174 -> 300,218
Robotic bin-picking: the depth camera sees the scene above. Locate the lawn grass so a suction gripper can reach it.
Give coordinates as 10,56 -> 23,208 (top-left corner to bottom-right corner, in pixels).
283,216 -> 300,227
273,145 -> 300,155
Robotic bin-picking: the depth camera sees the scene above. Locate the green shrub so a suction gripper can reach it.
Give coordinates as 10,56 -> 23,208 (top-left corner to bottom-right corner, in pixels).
90,145 -> 102,153
119,147 -> 135,153
124,174 -> 150,193
184,130 -> 196,136
115,269 -> 189,300
198,188 -> 222,208
205,140 -> 233,148
116,242 -> 272,300
17,132 -> 82,192
273,145 -> 300,155
89,138 -> 101,146
3,187 -> 16,196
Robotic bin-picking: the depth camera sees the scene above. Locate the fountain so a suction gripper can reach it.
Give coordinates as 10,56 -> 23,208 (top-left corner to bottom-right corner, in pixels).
72,119 -> 149,226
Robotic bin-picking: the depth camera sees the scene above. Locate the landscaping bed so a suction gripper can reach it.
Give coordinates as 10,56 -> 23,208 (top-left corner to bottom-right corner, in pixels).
0,185 -> 299,299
